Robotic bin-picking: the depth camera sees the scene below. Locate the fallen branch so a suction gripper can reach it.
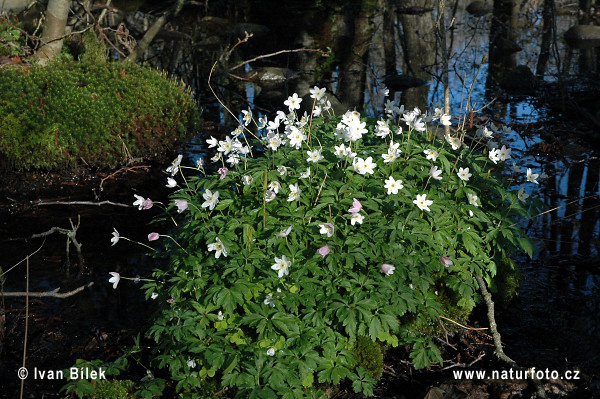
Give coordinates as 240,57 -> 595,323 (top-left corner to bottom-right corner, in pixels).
98,165 -> 150,193
8,217 -> 87,275
476,275 -> 548,398
228,48 -> 329,72
33,200 -> 131,208
3,282 -> 94,298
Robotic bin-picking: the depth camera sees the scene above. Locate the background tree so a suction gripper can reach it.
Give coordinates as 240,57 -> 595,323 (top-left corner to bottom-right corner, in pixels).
34,0 -> 71,62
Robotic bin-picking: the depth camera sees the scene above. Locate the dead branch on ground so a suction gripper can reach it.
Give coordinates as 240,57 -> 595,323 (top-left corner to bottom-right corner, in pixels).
3,282 -> 94,298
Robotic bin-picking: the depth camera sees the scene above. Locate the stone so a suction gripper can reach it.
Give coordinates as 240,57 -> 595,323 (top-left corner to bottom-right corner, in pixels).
499,65 -> 539,94
466,1 -> 492,16
565,25 -> 600,48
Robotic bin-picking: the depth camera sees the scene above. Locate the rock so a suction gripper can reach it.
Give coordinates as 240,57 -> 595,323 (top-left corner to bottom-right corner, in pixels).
0,0 -> 29,11
195,36 -> 221,50
499,65 -> 539,94
384,74 -> 428,91
245,67 -> 297,89
466,1 -> 492,16
565,25 -> 600,48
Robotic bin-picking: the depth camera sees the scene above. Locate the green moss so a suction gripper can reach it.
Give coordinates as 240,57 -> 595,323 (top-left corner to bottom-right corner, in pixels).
352,336 -> 384,380
494,257 -> 522,303
0,52 -> 198,171
80,30 -> 107,64
92,379 -> 135,399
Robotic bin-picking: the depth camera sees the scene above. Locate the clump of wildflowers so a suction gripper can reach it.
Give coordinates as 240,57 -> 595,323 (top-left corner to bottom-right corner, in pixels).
120,88 -> 541,398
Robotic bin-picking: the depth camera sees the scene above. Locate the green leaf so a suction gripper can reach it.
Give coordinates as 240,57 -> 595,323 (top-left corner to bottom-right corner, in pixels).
517,236 -> 534,258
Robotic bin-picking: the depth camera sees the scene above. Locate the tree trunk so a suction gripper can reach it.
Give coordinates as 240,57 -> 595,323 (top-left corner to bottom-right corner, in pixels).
125,0 -> 187,63
35,0 -> 72,62
397,0 -> 435,110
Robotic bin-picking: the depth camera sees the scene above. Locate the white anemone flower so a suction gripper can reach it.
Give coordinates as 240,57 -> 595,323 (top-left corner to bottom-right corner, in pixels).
497,145 -> 511,161
287,183 -> 301,201
208,237 -> 228,258
440,114 -> 452,126
353,157 -> 376,175
318,223 -> 335,237
445,134 -> 462,150
488,148 -> 500,164
467,193 -> 479,207
429,166 -> 443,181
413,194 -> 433,212
108,272 -> 120,289
526,168 -> 539,184
424,149 -> 439,162
166,177 -> 177,188
307,148 -> 324,163
202,189 -> 220,210
271,255 -> 291,278
384,176 -> 403,195
517,186 -> 530,201
284,93 -> 302,111
276,226 -> 293,237
300,167 -> 311,179
350,213 -> 364,225
111,228 -> 120,246
269,181 -> 281,194
309,86 -> 326,101
165,154 -> 183,176
457,167 -> 472,181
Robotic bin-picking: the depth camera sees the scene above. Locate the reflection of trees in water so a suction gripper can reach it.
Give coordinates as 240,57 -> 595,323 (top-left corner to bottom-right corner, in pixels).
539,158 -> 600,256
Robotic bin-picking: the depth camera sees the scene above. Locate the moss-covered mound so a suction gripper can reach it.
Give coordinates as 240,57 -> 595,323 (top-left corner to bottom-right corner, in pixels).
0,58 -> 198,171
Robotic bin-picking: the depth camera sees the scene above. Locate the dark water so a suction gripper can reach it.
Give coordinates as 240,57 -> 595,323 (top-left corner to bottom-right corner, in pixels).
2,0 -> 600,396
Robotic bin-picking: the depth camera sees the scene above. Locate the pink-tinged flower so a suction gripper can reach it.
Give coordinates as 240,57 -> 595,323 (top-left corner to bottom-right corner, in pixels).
265,190 -> 276,202
317,245 -> 330,258
440,256 -> 453,268
142,198 -> 153,210
381,264 -> 395,275
108,272 -> 120,289
175,199 -> 188,213
318,223 -> 335,237
148,232 -> 159,241
110,228 -> 120,246
218,167 -> 229,180
348,198 -> 362,214
167,297 -> 175,304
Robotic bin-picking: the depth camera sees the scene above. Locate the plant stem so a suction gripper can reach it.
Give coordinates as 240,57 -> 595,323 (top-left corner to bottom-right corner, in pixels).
475,275 -> 548,399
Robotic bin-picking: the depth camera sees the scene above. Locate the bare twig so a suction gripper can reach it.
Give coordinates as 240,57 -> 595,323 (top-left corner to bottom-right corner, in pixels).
19,256 -> 29,399
228,48 -> 328,72
3,282 -> 94,298
0,239 -> 47,279
99,165 -> 150,192
32,200 -> 131,208
438,315 -> 489,332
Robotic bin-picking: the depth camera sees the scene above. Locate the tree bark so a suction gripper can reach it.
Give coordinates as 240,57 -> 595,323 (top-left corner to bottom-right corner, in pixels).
125,0 -> 187,62
35,0 -> 72,62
